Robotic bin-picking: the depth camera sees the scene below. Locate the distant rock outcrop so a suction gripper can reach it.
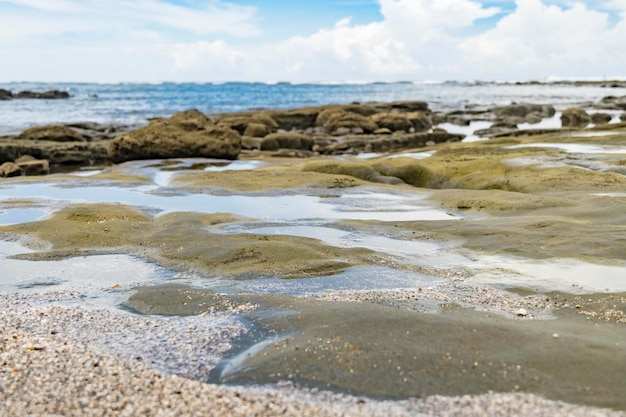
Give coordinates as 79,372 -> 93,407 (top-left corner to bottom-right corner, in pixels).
1,89 -> 70,100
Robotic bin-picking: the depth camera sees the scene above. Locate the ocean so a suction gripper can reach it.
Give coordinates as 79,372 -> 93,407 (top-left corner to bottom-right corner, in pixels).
1,81 -> 625,136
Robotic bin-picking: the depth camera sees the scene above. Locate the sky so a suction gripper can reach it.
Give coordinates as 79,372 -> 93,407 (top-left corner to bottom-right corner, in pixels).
1,0 -> 625,83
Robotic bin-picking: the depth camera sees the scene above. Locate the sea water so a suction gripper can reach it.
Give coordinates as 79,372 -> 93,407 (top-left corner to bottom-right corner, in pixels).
1,81 -> 624,135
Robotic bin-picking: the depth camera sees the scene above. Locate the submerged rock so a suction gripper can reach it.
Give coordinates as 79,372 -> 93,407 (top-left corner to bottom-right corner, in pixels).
13,90 -> 70,99
0,89 -> 13,100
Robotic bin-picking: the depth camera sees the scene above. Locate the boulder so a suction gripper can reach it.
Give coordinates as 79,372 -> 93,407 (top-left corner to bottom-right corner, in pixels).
15,155 -> 50,176
561,108 -> 591,128
0,89 -> 13,100
493,103 -> 555,118
260,132 -> 315,151
621,113 -> 626,122
266,108 -> 320,131
591,113 -> 613,125
0,162 -> 22,177
407,112 -> 433,132
321,111 -> 378,135
169,109 -> 213,131
217,114 -> 277,135
109,118 -> 241,163
243,123 -> 271,138
370,113 -> 413,132
18,125 -> 85,142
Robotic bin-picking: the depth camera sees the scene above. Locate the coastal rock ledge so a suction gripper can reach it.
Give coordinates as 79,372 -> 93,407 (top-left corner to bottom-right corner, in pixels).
109,110 -> 242,163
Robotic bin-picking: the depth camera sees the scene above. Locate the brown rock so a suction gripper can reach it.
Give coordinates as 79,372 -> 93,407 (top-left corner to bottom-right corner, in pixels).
109,117 -> 241,163
0,162 -> 22,177
407,112 -> 433,132
323,112 -> 378,135
561,108 -> 591,128
264,108 -> 320,131
169,109 -> 213,131
15,155 -> 50,176
18,125 -> 85,142
243,123 -> 271,138
389,101 -> 429,112
14,90 -> 70,99
260,132 -> 315,151
371,113 -> 413,132
591,113 -> 613,125
217,114 -> 277,135
493,103 -> 555,118
0,89 -> 13,100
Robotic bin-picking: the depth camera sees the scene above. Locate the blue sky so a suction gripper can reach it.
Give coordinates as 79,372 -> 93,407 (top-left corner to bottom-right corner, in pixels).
1,0 -> 625,83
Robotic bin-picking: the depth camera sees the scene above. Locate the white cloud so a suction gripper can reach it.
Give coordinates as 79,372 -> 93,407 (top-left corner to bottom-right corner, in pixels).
1,0 -> 626,82
460,0 -> 626,78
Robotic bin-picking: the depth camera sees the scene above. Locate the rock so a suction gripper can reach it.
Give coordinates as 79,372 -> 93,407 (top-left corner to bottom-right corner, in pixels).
260,132 -> 315,151
371,113 -> 413,132
493,103 -> 555,118
474,126 -> 518,138
14,90 -> 70,99
243,123 -> 271,138
561,108 -> 591,128
15,155 -> 50,176
524,112 -> 544,124
266,108 -> 320,131
0,162 -> 22,177
18,125 -> 85,142
0,89 -> 13,100
407,112 -> 433,132
217,114 -> 277,135
0,138 -> 111,166
591,113 -> 613,125
322,112 -> 378,135
241,136 -> 262,150
621,113 -> 626,122
315,132 -> 463,155
596,95 -> 626,111
109,117 -> 241,163
389,101 -> 429,112
374,128 -> 393,135
516,308 -> 528,317
170,109 -> 213,131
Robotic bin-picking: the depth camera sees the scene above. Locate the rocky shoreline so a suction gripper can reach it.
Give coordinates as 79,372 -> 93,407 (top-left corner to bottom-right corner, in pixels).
2,94 -> 626,177
2,93 -> 626,416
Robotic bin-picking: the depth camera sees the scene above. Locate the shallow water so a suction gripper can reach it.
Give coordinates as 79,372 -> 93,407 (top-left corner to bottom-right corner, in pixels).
0,207 -> 48,226
0,183 -> 457,222
470,254 -> 626,293
0,240 -> 175,306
